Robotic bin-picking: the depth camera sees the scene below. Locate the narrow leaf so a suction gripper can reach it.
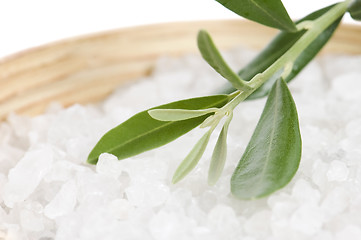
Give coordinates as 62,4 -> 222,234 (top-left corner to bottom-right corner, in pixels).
348,0 -> 361,20
197,30 -> 251,91
148,108 -> 217,121
87,95 -> 230,164
216,0 -> 296,32
172,128 -> 213,184
221,4 -> 342,99
200,111 -> 224,128
247,4 -> 342,100
208,113 -> 233,186
231,78 -> 301,200
200,114 -> 218,129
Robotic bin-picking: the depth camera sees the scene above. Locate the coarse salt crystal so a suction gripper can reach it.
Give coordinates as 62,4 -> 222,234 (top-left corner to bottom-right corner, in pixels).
20,208 -> 44,232
149,210 -> 193,240
108,198 -> 133,220
326,160 -> 349,182
207,204 -> 240,238
335,225 -> 361,240
292,179 -> 321,205
0,205 -> 6,222
44,180 -> 77,219
244,210 -> 271,238
125,179 -> 170,207
76,171 -> 123,204
314,231 -> 334,240
0,123 -> 12,143
44,160 -> 87,183
331,73 -> 361,101
3,146 -> 54,208
290,204 -> 325,235
311,159 -> 329,189
271,200 -> 298,220
96,153 -> 122,178
321,186 -> 349,217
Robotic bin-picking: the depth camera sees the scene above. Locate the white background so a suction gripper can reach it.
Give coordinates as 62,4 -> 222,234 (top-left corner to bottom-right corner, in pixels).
0,0 -> 357,59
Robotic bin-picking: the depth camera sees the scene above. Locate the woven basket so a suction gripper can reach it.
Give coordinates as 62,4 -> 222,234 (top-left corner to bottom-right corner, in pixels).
0,20 -> 360,120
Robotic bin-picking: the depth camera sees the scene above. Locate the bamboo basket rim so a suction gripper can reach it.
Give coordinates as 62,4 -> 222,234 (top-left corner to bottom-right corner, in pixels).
0,19 -> 360,121
2,20 -> 361,63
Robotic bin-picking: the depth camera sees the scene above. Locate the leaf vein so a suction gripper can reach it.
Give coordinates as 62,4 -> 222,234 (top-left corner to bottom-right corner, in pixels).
104,97 -> 228,154
249,0 -> 292,29
257,80 -> 280,191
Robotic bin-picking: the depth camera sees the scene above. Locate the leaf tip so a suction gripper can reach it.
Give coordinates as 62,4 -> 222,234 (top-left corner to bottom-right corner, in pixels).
197,29 -> 208,36
207,177 -> 217,186
87,154 -> 98,165
171,173 -> 182,184
197,29 -> 210,44
147,109 -> 173,121
147,109 -> 159,120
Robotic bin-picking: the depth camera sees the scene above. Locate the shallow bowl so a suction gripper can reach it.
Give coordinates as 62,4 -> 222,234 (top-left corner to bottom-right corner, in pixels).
0,20 -> 360,120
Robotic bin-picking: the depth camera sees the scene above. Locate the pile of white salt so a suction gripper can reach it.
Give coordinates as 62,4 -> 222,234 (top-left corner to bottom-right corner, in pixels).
0,46 -> 361,240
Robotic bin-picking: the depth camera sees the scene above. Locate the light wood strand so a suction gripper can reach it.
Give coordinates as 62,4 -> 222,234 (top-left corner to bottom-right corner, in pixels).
0,20 -> 360,120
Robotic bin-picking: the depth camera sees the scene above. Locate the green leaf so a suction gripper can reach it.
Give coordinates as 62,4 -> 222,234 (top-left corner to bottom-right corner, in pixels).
87,95 -> 230,164
148,108 -> 217,121
247,4 -> 342,100
216,0 -> 296,32
221,4 -> 342,99
348,0 -> 361,20
172,128 -> 213,184
208,113 -> 233,186
197,30 -> 251,91
231,78 -> 301,200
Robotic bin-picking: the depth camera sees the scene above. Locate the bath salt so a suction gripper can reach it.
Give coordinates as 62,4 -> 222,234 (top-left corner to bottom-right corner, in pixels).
43,180 -> 77,219
2,146 -> 54,208
326,160 -> 349,182
0,46 -> 361,240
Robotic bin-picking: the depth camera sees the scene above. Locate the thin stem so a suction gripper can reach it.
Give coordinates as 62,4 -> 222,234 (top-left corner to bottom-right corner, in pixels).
249,0 -> 349,90
223,90 -> 250,111
222,1 -> 349,113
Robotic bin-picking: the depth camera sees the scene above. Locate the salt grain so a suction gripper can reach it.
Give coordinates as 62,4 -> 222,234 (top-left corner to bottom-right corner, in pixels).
20,208 -> 44,232
125,179 -> 170,207
335,225 -> 361,239
292,179 -> 321,205
290,204 -> 325,235
311,159 -> 329,189
96,153 -> 123,178
149,210 -> 192,240
207,208 -> 241,239
331,73 -> 361,101
108,198 -> 133,220
76,171 -> 123,204
321,186 -> 349,216
44,180 -> 77,219
326,160 -> 349,182
3,146 -> 53,208
0,204 -> 6,222
244,210 -> 271,238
